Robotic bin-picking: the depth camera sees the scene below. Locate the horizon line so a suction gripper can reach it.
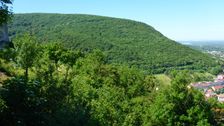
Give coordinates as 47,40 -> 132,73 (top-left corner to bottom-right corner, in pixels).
13,12 -> 224,42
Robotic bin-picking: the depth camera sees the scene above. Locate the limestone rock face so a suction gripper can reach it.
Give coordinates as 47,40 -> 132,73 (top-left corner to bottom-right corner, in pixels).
0,23 -> 10,48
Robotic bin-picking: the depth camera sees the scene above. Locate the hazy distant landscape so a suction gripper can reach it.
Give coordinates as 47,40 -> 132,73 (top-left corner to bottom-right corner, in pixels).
180,41 -> 224,46
180,41 -> 224,60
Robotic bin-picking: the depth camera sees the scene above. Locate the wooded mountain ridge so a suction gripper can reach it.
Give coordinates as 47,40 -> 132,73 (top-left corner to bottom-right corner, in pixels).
9,13 -> 221,73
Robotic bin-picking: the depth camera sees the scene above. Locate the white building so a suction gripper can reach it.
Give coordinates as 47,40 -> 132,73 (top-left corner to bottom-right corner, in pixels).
217,94 -> 224,102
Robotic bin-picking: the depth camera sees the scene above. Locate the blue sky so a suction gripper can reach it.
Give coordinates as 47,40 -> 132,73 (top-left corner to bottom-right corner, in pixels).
13,0 -> 224,41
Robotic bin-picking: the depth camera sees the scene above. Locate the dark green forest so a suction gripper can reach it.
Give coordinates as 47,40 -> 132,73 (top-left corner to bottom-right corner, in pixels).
9,14 -> 222,74
0,34 -> 223,125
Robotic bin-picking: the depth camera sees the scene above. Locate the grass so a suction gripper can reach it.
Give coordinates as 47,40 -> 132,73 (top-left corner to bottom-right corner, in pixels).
155,74 -> 171,85
0,72 -> 9,84
0,58 -> 24,78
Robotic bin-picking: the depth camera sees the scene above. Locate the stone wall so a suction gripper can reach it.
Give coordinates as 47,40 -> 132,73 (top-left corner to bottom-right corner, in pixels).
0,23 -> 9,48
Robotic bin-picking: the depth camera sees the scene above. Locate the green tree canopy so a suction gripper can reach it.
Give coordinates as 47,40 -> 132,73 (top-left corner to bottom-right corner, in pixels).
149,71 -> 215,126
14,34 -> 41,80
0,0 -> 12,25
0,35 -> 220,125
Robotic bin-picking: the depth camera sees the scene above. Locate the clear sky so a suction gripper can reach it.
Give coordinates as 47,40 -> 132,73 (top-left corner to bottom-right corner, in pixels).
13,0 -> 224,41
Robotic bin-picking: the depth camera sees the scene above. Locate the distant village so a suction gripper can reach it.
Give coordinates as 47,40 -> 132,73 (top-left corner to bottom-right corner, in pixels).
190,75 -> 224,102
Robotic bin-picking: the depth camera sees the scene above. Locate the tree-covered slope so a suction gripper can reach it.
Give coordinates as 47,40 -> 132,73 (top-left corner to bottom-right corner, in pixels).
9,13 -> 220,73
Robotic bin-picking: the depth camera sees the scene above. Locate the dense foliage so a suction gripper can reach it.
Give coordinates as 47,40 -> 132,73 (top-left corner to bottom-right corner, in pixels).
9,14 -> 221,74
150,71 -> 215,126
0,34 -> 221,126
0,0 -> 12,25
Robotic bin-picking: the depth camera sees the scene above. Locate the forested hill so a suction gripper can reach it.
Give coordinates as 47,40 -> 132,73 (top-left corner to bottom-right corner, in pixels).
9,13 -> 220,73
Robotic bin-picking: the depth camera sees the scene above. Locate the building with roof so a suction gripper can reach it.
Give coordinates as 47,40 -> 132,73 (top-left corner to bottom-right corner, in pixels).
217,94 -> 224,102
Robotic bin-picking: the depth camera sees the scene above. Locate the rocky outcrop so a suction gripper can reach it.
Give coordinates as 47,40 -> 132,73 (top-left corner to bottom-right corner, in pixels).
0,23 -> 10,48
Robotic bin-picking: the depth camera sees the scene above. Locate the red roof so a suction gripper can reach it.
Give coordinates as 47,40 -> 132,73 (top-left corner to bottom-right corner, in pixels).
213,85 -> 224,90
206,89 -> 213,93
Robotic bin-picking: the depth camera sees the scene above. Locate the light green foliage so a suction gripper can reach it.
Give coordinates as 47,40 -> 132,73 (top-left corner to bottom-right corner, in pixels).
71,52 -> 155,125
46,42 -> 65,67
14,34 -> 41,79
0,71 -> 8,83
155,74 -> 171,85
149,71 -> 215,126
9,14 -> 221,74
0,35 -> 219,125
191,72 -> 215,82
166,70 -> 215,82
